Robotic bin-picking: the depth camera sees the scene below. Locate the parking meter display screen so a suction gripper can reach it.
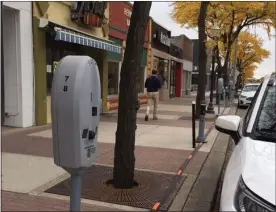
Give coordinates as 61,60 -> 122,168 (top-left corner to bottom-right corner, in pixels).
92,107 -> 97,116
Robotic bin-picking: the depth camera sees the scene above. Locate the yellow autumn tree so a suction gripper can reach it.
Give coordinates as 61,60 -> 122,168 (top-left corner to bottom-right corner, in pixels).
234,31 -> 270,74
243,65 -> 256,83
232,31 -> 270,87
171,2 -> 276,85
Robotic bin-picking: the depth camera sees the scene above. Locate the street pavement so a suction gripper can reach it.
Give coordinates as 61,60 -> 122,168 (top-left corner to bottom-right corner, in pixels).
1,94 -> 231,211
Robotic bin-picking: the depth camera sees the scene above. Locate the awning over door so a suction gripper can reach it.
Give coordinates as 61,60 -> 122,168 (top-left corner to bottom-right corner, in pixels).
54,27 -> 122,54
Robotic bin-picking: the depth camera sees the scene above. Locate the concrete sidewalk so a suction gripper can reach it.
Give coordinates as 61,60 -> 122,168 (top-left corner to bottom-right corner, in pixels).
1,97 -> 231,211
104,96 -> 226,123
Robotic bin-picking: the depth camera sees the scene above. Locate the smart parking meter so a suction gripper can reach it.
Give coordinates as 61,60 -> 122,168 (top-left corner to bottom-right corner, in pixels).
217,78 -> 224,95
51,55 -> 101,169
200,104 -> 206,116
51,55 -> 101,212
217,78 -> 224,115
197,103 -> 206,143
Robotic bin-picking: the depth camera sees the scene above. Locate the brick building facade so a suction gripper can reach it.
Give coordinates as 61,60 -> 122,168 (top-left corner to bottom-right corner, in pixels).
107,1 -> 150,110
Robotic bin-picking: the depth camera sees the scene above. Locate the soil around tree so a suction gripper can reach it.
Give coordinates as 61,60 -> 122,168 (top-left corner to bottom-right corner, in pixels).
106,179 -> 139,189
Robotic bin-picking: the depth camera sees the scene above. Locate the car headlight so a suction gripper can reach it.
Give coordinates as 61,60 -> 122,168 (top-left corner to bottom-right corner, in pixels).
240,95 -> 247,98
234,176 -> 276,212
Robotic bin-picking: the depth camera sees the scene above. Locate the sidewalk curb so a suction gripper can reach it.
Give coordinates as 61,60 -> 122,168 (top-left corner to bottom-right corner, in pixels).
181,103 -> 237,212
167,103 -> 235,212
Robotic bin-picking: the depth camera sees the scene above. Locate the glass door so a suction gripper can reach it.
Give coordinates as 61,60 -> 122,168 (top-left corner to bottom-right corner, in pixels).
170,60 -> 176,98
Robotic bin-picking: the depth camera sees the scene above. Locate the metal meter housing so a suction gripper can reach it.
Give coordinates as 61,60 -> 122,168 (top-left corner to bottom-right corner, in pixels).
51,56 -> 101,169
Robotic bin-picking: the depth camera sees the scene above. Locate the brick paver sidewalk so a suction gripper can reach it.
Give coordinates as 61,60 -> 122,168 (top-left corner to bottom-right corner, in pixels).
2,191 -> 120,211
1,95 -> 222,211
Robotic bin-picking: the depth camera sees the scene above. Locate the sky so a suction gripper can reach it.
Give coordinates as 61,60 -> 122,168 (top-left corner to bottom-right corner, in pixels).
149,2 -> 276,79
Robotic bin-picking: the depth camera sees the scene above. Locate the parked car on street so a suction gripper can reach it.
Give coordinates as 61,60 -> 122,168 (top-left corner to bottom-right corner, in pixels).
238,83 -> 260,108
215,73 -> 276,212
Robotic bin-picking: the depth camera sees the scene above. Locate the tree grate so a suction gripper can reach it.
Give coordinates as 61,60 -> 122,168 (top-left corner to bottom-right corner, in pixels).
45,164 -> 185,211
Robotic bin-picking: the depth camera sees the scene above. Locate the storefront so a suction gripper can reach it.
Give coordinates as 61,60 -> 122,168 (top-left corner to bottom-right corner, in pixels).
150,18 -> 171,100
183,60 -> 193,95
171,35 -> 193,96
33,2 -> 122,125
153,57 -> 169,88
107,1 -> 149,110
2,2 -> 34,127
169,44 -> 183,98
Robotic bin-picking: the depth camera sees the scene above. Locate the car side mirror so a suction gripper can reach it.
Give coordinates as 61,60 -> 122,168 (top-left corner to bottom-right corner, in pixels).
215,115 -> 241,145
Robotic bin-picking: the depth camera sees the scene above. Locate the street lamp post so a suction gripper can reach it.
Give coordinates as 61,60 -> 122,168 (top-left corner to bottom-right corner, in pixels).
206,49 -> 215,113
231,38 -> 238,101
206,25 -> 220,114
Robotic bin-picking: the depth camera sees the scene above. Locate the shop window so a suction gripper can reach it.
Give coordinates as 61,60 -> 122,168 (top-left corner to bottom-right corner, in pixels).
46,47 -> 53,95
153,57 -> 159,70
108,61 -> 119,95
138,67 -> 145,93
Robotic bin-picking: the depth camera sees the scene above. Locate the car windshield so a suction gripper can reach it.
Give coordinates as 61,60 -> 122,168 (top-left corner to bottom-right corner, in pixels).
243,85 -> 259,92
253,85 -> 276,142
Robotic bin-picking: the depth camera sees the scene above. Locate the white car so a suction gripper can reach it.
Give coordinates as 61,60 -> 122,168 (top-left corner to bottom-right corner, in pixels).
238,83 -> 260,107
215,73 -> 276,212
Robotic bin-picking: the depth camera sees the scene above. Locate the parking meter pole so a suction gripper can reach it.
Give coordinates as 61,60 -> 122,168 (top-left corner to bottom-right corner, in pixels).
70,170 -> 83,212
223,92 -> 226,108
192,101 -> 196,148
197,104 -> 206,143
218,96 -> 220,115
50,56 -> 101,212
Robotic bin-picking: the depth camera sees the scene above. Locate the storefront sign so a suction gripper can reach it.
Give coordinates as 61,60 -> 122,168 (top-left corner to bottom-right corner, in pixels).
124,8 -> 132,26
126,19 -> 130,26
71,2 -> 107,27
53,61 -> 59,73
160,32 -> 170,46
46,65 -> 52,73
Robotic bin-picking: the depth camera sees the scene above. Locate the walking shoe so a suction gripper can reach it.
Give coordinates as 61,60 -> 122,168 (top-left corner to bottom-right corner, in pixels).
145,115 -> 149,121
153,117 -> 158,120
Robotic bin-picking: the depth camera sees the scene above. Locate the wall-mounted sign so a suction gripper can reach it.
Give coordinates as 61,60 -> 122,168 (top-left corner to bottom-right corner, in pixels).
53,61 -> 59,73
124,8 -> 132,17
124,8 -> 132,27
46,65 -> 52,73
160,32 -> 170,46
71,2 -> 107,27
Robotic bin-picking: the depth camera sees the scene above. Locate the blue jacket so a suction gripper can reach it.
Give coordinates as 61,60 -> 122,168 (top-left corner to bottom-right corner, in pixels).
145,75 -> 162,92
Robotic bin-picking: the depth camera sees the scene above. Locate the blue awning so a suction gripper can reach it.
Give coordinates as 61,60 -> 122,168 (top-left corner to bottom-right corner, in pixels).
54,27 -> 122,54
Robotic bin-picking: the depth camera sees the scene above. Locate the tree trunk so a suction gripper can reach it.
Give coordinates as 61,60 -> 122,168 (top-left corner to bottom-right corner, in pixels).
222,65 -> 229,86
113,1 -> 152,189
196,1 -> 208,117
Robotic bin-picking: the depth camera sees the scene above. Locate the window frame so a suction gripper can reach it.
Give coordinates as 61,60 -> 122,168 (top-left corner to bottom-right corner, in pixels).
107,60 -> 121,97
251,84 -> 276,142
241,82 -> 263,136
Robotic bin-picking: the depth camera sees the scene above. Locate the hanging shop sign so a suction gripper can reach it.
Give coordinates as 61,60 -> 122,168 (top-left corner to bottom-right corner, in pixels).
71,2 -> 107,27
124,8 -> 132,26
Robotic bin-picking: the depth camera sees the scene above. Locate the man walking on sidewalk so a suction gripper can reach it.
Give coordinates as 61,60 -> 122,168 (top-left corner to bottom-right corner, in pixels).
144,69 -> 162,121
